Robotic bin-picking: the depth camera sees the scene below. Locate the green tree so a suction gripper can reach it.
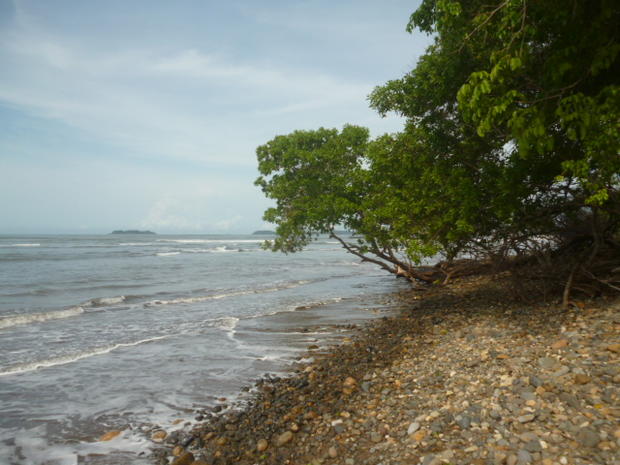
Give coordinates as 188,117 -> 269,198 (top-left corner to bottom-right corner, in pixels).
256,0 -> 620,293
370,0 -> 620,259
255,126 -> 439,281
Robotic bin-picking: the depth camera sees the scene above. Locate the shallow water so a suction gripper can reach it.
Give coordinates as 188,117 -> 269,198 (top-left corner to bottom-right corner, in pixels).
0,234 -> 405,464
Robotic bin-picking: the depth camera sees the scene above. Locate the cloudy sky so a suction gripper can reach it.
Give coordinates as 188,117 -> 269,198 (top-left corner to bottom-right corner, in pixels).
0,0 -> 430,234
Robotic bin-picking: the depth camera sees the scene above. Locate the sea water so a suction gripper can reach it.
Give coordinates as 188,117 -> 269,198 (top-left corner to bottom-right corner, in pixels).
0,234 -> 405,464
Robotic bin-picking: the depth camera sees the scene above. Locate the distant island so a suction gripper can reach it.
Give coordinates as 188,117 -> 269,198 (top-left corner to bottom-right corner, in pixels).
110,230 -> 156,235
252,230 -> 275,235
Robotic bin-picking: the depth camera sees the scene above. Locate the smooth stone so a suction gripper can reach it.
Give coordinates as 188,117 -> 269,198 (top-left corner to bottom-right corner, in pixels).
276,431 -> 294,446
456,415 -> 471,429
520,391 -> 536,402
256,439 -> 268,452
576,428 -> 600,447
407,422 -> 421,435
151,430 -> 167,443
517,449 -> 532,464
538,357 -> 557,370
370,432 -> 382,443
552,366 -> 570,377
551,339 -> 569,349
99,431 -> 121,441
333,423 -> 346,434
517,414 -> 535,423
529,376 -> 543,387
574,374 -> 591,384
524,439 -> 542,452
171,452 -> 195,465
328,446 -> 338,458
559,393 -> 580,408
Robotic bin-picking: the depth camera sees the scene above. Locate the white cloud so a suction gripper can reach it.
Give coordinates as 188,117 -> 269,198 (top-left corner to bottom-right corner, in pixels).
0,19 -> 385,168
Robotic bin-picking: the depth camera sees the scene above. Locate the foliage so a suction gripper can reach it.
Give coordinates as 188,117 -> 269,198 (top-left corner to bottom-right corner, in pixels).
256,0 -> 620,287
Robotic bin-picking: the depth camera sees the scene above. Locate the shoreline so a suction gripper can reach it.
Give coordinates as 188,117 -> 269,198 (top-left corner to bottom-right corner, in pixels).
150,274 -> 619,465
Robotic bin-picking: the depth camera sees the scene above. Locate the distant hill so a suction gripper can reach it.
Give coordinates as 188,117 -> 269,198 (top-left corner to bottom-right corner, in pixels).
110,230 -> 156,235
252,230 -> 275,235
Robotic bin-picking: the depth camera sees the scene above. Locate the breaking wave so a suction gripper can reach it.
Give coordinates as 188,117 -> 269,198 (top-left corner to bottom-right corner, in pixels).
156,239 -> 263,244
0,336 -> 169,376
83,296 -> 126,307
143,280 -> 311,307
0,307 -> 84,330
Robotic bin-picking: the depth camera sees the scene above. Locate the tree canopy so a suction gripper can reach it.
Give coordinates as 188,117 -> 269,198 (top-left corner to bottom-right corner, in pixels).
256,0 -> 620,294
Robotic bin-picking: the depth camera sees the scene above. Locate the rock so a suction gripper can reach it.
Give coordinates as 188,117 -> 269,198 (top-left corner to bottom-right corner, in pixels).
370,432 -> 382,443
507,454 -> 518,465
517,414 -> 535,423
256,439 -> 268,452
529,375 -> 543,387
551,339 -> 569,349
552,365 -> 570,377
576,428 -> 600,447
151,430 -> 167,443
99,431 -> 121,441
407,422 -> 421,434
421,455 -> 437,465
606,344 -> 620,353
456,415 -> 471,429
333,423 -> 345,434
171,452 -> 194,465
172,445 -> 184,456
524,439 -> 542,452
520,391 -> 536,402
328,446 -> 338,458
574,374 -> 591,384
538,357 -> 557,370
361,382 -> 371,392
343,377 -> 357,387
559,392 -> 580,408
276,431 -> 294,447
517,449 -> 532,464
412,430 -> 426,442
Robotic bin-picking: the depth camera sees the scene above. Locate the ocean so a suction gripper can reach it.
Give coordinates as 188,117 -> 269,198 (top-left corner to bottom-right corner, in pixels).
0,234 -> 406,464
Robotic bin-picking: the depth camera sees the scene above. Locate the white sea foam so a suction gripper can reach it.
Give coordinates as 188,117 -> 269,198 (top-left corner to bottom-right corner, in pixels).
204,317 -> 239,341
205,316 -> 239,331
118,242 -> 155,246
247,296 -> 344,319
1,243 -> 41,247
157,239 -> 263,244
0,307 -> 84,330
84,295 -> 126,307
143,280 -> 312,307
0,335 -> 169,376
156,251 -> 180,256
144,289 -> 255,306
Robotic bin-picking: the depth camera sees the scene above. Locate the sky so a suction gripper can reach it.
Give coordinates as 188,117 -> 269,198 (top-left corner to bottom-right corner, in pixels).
0,0 -> 431,234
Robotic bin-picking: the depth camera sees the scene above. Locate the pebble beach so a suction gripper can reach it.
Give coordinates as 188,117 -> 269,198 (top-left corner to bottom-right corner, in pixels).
145,273 -> 620,465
